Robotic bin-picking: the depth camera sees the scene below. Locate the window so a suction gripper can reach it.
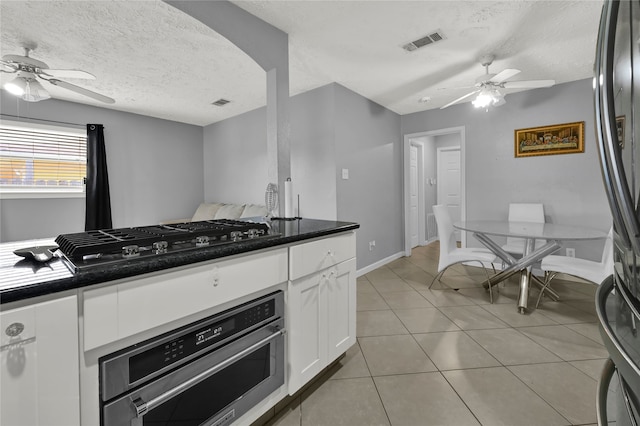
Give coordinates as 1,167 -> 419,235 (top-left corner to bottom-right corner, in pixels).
0,120 -> 86,197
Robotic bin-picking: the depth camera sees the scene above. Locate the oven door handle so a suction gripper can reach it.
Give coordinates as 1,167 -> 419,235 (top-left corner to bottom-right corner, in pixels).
131,327 -> 286,418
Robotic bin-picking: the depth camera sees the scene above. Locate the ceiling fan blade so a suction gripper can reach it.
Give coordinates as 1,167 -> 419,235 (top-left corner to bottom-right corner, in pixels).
40,69 -> 96,80
0,60 -> 18,72
47,79 -> 115,104
440,90 -> 480,109
503,79 -> 555,89
490,69 -> 521,83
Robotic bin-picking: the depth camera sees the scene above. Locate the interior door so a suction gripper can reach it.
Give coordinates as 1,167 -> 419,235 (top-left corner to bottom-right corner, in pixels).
437,147 -> 461,241
409,145 -> 419,248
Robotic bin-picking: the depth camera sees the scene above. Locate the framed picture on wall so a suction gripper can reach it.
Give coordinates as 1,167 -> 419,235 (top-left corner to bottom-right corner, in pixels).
514,121 -> 585,158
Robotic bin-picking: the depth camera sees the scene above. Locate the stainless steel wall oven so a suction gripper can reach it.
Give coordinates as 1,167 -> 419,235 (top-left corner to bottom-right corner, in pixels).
99,291 -> 285,426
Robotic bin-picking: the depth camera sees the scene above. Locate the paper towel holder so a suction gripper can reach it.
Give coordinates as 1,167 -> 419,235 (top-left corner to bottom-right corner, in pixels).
271,177 -> 301,221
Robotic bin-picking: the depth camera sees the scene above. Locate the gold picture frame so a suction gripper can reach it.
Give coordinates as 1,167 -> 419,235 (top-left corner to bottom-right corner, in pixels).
515,121 -> 584,158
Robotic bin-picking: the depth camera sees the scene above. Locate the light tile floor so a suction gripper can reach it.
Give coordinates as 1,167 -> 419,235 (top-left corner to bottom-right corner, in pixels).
263,242 -> 616,426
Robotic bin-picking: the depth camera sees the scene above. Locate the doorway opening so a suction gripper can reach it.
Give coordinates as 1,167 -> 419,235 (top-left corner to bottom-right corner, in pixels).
403,126 -> 466,257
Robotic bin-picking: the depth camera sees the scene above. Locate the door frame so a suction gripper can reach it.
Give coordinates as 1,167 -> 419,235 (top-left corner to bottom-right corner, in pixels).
409,142 -> 425,249
403,126 -> 466,256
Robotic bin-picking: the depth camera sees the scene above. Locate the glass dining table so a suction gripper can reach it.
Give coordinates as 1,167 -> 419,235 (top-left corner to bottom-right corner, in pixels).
454,220 -> 607,314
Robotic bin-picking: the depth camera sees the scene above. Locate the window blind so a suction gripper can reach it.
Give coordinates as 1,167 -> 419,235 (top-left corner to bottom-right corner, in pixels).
0,121 -> 86,192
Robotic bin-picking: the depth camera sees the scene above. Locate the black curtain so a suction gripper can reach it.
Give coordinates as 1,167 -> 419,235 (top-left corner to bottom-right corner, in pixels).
85,124 -> 112,231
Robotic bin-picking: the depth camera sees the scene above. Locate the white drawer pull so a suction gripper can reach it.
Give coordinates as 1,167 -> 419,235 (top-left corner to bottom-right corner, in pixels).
5,322 -> 24,337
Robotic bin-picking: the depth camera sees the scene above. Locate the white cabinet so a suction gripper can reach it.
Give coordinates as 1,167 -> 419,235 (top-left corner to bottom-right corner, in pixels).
0,295 -> 80,426
82,248 -> 288,350
287,232 -> 356,394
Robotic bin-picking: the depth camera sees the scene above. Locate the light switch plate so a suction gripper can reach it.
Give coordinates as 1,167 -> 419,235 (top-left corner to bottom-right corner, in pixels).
342,168 -> 349,179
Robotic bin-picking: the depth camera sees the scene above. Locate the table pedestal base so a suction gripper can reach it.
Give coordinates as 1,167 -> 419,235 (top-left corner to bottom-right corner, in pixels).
473,232 -> 561,313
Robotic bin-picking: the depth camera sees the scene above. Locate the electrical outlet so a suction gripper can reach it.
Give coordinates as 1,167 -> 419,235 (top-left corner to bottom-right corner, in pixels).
566,248 -> 575,257
369,240 -> 376,251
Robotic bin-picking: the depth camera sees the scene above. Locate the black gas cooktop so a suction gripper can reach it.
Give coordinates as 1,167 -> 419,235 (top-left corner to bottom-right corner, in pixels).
55,219 -> 275,271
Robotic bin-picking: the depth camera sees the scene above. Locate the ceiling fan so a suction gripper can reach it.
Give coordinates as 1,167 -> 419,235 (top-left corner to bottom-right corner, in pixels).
440,55 -> 555,110
0,45 -> 115,104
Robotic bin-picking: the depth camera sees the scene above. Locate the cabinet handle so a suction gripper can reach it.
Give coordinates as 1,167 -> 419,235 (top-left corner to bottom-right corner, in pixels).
5,322 -> 24,338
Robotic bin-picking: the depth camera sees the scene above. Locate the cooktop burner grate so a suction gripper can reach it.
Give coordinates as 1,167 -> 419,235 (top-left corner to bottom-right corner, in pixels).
55,219 -> 271,260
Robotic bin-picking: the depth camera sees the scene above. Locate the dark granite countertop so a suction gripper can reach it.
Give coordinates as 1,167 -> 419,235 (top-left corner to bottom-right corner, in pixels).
0,218 -> 359,305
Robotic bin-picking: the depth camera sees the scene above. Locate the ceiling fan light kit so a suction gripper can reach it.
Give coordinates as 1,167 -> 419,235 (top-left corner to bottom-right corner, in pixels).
1,46 -> 114,104
472,88 -> 503,109
4,73 -> 51,102
439,54 -> 555,110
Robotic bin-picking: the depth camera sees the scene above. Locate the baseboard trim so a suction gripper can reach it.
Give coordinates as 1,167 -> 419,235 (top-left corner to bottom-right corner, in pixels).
357,251 -> 405,277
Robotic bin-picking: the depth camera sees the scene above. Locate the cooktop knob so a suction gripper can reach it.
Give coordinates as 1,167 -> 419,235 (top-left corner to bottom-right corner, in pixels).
122,245 -> 140,258
195,236 -> 210,247
153,241 -> 168,254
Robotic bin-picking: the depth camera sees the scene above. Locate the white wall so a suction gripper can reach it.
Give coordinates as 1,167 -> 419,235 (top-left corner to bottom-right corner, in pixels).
402,78 -> 612,260
1,93 -> 204,241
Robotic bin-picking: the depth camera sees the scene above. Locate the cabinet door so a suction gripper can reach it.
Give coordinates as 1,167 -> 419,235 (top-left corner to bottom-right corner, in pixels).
1,295 -> 80,426
326,258 -> 357,363
287,270 -> 327,394
1,304 -> 37,426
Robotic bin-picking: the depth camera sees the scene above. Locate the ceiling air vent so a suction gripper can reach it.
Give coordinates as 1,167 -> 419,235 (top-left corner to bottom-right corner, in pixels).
211,98 -> 231,107
402,30 -> 446,52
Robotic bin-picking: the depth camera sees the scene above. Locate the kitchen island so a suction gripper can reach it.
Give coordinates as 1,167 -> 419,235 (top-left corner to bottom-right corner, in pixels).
0,218 -> 358,426
0,218 -> 358,303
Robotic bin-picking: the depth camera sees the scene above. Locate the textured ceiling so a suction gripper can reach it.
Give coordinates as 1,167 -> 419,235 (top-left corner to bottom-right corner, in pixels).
0,0 -> 604,126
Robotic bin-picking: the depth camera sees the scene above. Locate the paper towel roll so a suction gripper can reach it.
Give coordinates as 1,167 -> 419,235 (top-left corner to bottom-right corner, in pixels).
284,179 -> 294,218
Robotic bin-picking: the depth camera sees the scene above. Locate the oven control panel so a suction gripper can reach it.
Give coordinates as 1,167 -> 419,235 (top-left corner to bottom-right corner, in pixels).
99,290 -> 283,401
128,299 -> 275,383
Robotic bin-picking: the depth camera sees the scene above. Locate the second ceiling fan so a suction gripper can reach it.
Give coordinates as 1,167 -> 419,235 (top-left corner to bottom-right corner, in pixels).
440,55 -> 555,110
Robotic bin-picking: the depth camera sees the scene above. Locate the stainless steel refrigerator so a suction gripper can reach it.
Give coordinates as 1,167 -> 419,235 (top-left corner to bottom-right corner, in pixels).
594,0 -> 640,424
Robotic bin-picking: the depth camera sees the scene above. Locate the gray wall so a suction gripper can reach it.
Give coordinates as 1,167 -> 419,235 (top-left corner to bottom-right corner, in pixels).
402,78 -> 612,260
333,84 -> 402,268
1,93 -> 204,242
202,83 -> 338,219
203,83 -> 402,269
202,107 -> 268,206
290,85 -> 337,220
2,76 -> 611,266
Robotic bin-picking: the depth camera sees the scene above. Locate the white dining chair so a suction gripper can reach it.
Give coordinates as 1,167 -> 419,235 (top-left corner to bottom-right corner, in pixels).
430,205 -> 498,302
536,226 -> 614,307
501,203 -> 546,256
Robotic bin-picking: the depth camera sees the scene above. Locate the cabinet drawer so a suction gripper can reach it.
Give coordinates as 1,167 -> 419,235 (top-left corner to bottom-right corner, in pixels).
289,232 -> 356,280
83,248 -> 288,350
